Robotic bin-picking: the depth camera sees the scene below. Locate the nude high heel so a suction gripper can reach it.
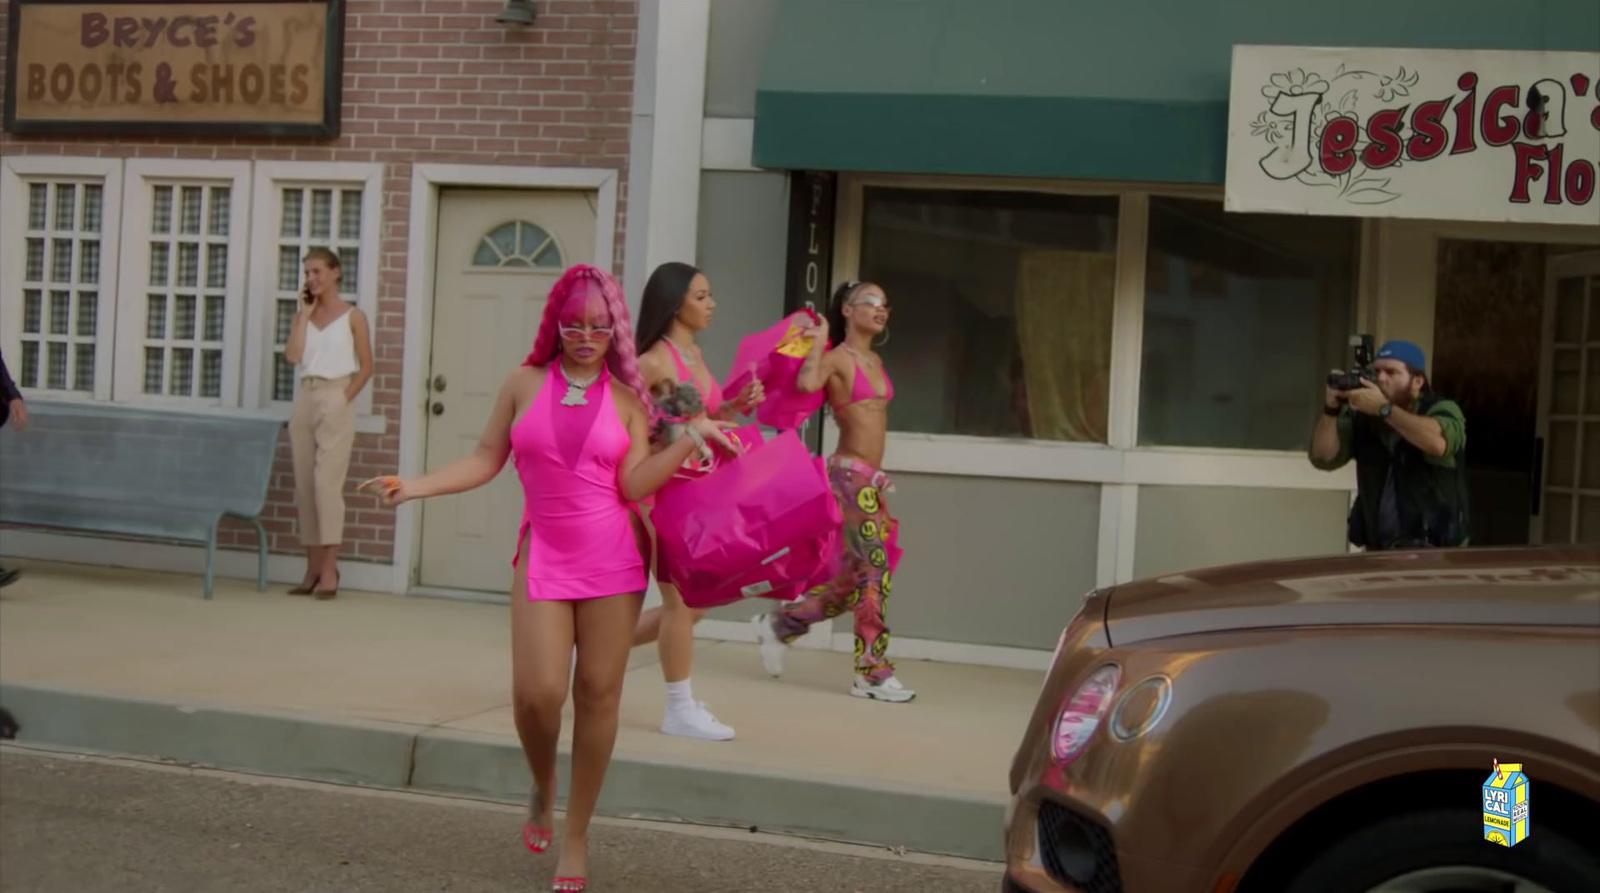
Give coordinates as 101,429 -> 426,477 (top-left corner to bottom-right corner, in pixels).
313,571 -> 339,600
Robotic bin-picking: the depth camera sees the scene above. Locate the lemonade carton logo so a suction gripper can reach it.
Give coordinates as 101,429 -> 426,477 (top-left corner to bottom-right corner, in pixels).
1482,759 -> 1530,847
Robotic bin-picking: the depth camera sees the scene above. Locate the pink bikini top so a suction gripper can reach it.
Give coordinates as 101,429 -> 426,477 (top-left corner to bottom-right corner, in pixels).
636,342 -> 722,510
664,340 -> 723,417
837,350 -> 893,407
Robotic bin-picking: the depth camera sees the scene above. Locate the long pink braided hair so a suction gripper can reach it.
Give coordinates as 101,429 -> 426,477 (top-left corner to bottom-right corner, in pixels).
524,264 -> 652,410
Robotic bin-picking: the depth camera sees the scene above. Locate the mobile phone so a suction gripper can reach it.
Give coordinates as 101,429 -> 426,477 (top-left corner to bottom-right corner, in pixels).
355,476 -> 399,497
301,285 -> 314,305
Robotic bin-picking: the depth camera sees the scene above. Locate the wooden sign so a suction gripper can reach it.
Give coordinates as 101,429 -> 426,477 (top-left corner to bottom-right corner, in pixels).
5,0 -> 344,137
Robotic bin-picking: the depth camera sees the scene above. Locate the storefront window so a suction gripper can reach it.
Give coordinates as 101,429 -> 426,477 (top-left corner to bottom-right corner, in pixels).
18,180 -> 103,393
1138,198 -> 1356,451
859,187 -> 1118,442
141,183 -> 233,399
7,159 -> 380,411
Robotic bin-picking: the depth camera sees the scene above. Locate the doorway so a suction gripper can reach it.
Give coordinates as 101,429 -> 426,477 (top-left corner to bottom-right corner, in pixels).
418,187 -> 598,592
1432,240 -> 1600,546
1533,251 -> 1600,544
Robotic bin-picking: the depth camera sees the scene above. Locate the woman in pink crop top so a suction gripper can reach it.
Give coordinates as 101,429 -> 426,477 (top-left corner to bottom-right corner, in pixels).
627,262 -> 765,743
750,280 -> 915,704
375,265 -> 737,892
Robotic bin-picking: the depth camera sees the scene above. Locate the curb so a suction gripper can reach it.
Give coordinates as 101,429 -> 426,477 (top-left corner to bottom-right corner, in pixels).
0,683 -> 1007,862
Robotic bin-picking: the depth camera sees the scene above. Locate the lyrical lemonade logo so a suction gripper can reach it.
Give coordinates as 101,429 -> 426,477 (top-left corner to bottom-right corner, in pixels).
1250,63 -> 1599,208
1481,759 -> 1530,848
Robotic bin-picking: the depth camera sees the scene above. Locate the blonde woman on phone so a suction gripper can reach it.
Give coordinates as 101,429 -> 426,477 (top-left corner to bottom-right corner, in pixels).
283,248 -> 373,599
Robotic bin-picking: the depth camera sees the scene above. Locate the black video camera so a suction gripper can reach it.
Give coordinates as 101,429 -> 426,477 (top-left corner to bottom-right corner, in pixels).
1327,334 -> 1375,393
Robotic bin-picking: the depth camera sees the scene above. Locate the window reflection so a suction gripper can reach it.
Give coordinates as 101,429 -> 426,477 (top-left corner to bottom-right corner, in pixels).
858,187 -> 1119,442
1138,198 -> 1356,451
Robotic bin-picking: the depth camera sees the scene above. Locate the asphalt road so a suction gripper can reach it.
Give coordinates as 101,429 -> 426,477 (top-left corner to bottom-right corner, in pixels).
0,748 -> 1001,893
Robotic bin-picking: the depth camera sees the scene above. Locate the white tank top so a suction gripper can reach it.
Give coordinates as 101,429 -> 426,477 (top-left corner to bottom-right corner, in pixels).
299,308 -> 359,379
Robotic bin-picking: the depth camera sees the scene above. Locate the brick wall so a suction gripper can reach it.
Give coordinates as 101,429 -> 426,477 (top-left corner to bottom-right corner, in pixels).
0,0 -> 636,566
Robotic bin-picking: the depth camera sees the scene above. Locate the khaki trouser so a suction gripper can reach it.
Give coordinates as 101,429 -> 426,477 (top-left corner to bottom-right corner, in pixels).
290,376 -> 356,546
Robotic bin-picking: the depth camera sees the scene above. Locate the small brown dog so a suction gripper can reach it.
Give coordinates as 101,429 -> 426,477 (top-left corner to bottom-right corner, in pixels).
650,380 -> 714,467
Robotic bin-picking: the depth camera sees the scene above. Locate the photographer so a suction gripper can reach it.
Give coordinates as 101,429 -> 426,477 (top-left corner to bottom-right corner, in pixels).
1310,339 -> 1469,550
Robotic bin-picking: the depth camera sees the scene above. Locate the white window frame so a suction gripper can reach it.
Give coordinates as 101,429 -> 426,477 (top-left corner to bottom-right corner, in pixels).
828,171 -> 1362,494
0,156 -> 124,402
831,172 -> 1369,587
246,161 -> 384,420
114,159 -> 253,408
4,156 -> 387,434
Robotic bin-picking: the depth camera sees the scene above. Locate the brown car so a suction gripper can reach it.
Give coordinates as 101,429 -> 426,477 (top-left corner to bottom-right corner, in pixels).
1003,545 -> 1600,893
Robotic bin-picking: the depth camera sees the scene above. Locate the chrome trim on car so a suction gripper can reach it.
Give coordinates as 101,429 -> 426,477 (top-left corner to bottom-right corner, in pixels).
1109,675 -> 1173,743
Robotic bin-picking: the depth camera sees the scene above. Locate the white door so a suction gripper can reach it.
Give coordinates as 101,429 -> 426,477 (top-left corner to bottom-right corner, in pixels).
420,188 -> 598,591
1530,250 -> 1600,545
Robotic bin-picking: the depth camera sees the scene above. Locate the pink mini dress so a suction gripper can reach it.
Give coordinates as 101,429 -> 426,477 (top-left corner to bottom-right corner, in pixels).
510,364 -> 647,601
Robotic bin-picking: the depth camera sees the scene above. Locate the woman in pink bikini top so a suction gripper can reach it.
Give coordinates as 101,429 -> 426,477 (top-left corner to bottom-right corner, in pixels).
799,280 -> 894,469
373,265 -> 736,891
627,262 -> 765,743
747,279 -> 917,704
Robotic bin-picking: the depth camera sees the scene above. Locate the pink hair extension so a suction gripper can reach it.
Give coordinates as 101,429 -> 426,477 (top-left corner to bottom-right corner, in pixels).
525,264 -> 653,411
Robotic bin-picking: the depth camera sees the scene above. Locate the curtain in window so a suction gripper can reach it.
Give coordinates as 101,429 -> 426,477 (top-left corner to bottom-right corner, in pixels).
1013,249 -> 1115,444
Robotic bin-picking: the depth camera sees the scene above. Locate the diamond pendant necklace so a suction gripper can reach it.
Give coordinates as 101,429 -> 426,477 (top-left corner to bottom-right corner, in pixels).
668,337 -> 698,367
560,365 -> 601,406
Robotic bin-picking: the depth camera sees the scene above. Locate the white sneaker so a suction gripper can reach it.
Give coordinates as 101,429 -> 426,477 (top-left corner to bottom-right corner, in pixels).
660,701 -> 735,741
750,614 -> 787,677
851,676 -> 916,703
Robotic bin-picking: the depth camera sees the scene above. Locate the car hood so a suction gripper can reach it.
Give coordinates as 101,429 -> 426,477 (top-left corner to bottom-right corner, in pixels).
1103,546 -> 1600,645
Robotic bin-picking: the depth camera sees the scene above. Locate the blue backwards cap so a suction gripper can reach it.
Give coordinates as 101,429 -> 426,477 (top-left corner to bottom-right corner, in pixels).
1376,340 -> 1426,373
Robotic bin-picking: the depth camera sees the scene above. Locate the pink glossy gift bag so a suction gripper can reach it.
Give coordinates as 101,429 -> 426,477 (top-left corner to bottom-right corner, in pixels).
724,309 -> 828,430
665,424 -> 764,484
651,430 -> 842,609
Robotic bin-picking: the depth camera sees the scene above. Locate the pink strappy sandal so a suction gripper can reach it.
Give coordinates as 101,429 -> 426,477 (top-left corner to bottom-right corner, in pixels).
523,783 -> 554,853
523,823 -> 553,853
551,878 -> 586,892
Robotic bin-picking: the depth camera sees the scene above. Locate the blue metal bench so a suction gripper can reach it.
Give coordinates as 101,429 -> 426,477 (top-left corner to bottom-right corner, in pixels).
0,402 -> 283,599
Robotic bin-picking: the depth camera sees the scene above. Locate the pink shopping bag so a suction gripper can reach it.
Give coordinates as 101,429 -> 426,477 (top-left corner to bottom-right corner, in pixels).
741,455 -> 844,603
724,309 -> 828,430
666,424 -> 764,483
691,524 -> 840,607
652,430 -> 842,609
885,520 -> 904,574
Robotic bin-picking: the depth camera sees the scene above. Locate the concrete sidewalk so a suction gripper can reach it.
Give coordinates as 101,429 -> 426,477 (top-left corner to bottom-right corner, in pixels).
0,558 -> 1042,861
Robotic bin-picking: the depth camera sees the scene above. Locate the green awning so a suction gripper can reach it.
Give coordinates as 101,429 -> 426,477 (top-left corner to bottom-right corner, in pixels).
752,0 -> 1600,185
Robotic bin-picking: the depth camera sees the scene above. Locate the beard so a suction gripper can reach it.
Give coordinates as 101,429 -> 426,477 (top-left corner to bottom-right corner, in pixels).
1384,385 -> 1419,410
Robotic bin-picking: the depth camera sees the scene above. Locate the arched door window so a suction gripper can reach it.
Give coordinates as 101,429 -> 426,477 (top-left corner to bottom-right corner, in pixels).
472,221 -> 563,269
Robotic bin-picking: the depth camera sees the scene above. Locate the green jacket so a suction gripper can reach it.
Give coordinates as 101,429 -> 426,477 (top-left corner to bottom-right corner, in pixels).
1310,397 -> 1469,549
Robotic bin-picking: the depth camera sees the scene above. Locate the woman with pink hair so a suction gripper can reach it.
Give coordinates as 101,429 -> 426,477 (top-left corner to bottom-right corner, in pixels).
372,265 -> 735,892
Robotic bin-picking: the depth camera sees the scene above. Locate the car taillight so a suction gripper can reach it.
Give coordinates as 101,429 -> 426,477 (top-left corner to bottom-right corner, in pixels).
1051,664 -> 1120,764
